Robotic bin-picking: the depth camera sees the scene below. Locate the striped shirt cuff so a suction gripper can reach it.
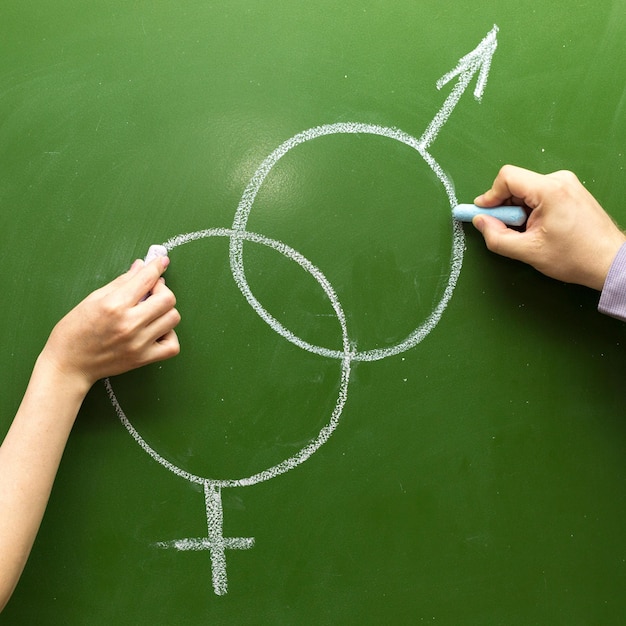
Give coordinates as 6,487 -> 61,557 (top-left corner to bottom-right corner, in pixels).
598,242 -> 626,321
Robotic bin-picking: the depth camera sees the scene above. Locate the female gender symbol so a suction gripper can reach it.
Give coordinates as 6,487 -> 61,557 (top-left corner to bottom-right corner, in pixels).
106,26 -> 499,595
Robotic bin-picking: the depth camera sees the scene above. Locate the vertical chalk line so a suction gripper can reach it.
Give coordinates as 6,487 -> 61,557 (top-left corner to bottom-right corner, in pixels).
154,484 -> 255,595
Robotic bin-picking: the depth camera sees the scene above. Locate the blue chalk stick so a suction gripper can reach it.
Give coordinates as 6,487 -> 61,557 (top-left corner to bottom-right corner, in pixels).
453,204 -> 527,227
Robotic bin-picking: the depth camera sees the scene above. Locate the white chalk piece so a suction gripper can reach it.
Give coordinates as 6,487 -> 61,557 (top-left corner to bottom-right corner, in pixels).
144,244 -> 168,263
453,204 -> 527,226
140,244 -> 168,301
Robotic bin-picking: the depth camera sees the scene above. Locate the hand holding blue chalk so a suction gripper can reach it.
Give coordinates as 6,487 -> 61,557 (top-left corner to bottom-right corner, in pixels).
453,204 -> 527,227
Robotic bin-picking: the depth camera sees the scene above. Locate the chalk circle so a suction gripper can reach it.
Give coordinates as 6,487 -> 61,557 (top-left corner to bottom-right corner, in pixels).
105,122 -> 463,489
229,122 -> 464,362
106,227 -> 353,489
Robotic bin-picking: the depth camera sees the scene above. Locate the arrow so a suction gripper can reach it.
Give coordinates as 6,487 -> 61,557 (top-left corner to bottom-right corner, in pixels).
418,24 -> 499,152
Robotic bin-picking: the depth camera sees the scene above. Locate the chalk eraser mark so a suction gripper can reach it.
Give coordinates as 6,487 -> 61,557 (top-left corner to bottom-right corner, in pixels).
453,204 -> 527,227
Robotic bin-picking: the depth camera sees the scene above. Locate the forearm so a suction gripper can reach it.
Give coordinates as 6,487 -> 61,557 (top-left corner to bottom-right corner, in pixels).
0,352 -> 88,611
0,254 -> 179,611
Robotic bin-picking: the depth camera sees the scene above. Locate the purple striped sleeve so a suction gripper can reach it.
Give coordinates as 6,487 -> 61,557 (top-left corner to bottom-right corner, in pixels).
598,242 -> 626,321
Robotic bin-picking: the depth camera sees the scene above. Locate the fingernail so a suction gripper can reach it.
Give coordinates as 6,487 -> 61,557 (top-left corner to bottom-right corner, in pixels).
472,215 -> 485,232
161,256 -> 170,269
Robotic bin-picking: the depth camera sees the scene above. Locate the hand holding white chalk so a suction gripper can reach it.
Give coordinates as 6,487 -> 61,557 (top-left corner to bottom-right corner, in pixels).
471,165 -> 626,290
0,251 -> 180,611
44,249 -> 180,389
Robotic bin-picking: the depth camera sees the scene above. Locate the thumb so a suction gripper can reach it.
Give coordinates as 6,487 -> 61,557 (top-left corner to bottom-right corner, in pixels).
472,214 -> 527,261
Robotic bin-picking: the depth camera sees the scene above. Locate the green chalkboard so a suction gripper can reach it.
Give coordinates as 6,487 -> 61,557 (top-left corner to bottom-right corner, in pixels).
3,1 -> 626,623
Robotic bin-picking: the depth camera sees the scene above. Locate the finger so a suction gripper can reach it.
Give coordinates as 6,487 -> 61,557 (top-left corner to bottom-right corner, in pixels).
128,259 -> 144,274
150,275 -> 169,292
156,329 -> 181,359
142,329 -> 181,365
472,214 -> 530,261
137,277 -> 177,320
474,165 -> 546,210
145,306 -> 181,343
124,256 -> 170,305
112,259 -> 145,283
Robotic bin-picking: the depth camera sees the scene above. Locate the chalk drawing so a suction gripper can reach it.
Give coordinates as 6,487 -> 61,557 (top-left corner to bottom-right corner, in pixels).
105,25 -> 499,595
105,227 -> 353,596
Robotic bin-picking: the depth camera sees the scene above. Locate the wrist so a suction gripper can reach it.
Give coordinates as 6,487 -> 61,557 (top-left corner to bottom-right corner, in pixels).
591,236 -> 626,291
34,347 -> 94,401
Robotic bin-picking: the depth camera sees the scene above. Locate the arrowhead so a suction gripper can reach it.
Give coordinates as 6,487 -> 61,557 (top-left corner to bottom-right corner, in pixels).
436,24 -> 499,101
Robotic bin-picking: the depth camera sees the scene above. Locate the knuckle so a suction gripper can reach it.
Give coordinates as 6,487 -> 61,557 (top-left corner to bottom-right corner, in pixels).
165,290 -> 177,308
158,287 -> 177,309
112,315 -> 139,345
553,169 -> 578,182
159,336 -> 181,359
497,163 -> 521,183
499,164 -> 515,177
100,297 -> 121,318
551,170 -> 580,192
163,308 -> 181,330
544,170 -> 581,203
101,309 -> 132,340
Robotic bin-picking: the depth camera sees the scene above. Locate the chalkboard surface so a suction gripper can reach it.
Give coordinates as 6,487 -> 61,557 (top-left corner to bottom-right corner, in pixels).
3,1 -> 626,623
